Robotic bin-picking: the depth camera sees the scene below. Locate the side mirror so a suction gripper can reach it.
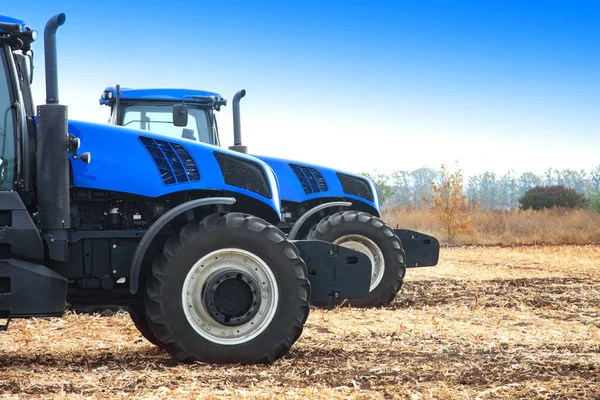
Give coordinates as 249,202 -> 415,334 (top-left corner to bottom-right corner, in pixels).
173,104 -> 188,127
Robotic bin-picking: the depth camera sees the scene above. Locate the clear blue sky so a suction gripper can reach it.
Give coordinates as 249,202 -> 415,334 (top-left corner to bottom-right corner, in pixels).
5,0 -> 599,176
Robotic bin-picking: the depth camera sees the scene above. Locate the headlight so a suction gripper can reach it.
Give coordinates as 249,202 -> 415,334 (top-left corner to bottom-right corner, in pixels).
214,152 -> 272,199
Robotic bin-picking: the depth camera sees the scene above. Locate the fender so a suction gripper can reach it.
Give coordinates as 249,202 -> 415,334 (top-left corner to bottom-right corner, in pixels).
129,197 -> 236,294
288,201 -> 351,240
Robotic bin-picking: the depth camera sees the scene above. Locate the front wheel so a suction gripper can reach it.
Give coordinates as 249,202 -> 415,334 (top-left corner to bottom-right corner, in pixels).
144,213 -> 310,364
307,211 -> 406,308
128,306 -> 163,348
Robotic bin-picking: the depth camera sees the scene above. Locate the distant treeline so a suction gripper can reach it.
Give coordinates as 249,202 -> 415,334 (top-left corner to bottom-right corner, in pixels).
365,166 -> 600,210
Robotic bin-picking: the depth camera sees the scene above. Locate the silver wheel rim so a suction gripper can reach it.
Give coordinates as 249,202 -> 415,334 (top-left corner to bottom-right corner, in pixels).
181,248 -> 279,345
333,234 -> 385,292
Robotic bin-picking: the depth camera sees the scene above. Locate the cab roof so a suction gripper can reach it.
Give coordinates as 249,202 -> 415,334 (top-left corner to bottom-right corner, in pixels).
0,15 -> 26,33
99,87 -> 224,105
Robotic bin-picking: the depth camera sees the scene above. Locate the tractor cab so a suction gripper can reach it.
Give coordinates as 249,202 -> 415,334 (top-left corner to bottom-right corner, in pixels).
0,16 -> 37,199
100,87 -> 223,146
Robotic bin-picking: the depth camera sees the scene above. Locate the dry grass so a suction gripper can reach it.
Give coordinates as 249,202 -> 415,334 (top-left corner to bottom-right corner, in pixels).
1,246 -> 598,398
383,206 -> 600,246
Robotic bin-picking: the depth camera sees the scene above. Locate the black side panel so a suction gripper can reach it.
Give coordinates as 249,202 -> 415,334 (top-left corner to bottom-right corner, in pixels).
294,240 -> 371,304
393,229 -> 440,268
36,104 -> 70,229
0,259 -> 67,317
0,191 -> 43,261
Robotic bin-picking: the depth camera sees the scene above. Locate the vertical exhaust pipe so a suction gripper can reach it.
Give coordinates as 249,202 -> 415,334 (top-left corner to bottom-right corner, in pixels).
229,89 -> 247,154
43,13 -> 65,104
115,84 -> 121,124
37,13 -> 70,241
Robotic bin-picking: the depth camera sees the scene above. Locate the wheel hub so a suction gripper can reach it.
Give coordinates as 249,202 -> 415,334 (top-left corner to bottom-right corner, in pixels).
182,248 -> 279,345
203,270 -> 261,326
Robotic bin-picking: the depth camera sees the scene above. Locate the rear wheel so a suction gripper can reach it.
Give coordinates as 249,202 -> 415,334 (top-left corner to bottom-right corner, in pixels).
307,211 -> 406,307
144,212 -> 310,364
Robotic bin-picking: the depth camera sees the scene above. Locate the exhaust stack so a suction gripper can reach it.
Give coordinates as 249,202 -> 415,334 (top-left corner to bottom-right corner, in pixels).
229,89 -> 247,154
43,13 -> 65,104
37,13 -> 70,238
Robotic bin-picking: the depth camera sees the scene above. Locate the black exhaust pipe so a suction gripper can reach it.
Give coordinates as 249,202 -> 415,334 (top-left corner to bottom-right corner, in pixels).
115,84 -> 121,124
229,89 -> 247,154
43,13 -> 65,104
37,13 -> 70,240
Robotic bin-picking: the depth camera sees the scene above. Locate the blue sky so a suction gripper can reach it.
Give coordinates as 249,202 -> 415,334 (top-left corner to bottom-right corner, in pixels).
4,0 -> 599,176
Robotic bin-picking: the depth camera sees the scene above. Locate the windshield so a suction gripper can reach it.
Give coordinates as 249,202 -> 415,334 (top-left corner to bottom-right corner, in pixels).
120,103 -> 217,145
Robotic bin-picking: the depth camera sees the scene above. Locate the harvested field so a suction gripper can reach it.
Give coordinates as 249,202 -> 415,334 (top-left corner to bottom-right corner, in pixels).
1,245 -> 598,399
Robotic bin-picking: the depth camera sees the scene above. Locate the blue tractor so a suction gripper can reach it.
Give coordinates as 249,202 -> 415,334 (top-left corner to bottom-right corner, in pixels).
0,13 -> 379,364
100,86 -> 440,309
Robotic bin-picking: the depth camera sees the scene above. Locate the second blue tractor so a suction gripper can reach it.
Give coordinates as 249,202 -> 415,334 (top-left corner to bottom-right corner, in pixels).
100,86 -> 440,309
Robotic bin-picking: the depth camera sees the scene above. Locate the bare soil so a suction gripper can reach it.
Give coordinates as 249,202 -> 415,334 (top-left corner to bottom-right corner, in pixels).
1,245 -> 598,399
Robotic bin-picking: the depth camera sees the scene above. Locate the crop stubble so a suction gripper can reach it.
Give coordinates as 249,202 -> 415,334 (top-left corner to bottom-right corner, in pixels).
0,245 -> 598,399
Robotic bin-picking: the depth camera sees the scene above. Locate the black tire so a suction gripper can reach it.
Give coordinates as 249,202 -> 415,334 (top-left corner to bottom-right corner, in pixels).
144,212 -> 310,364
307,211 -> 406,308
128,306 -> 163,348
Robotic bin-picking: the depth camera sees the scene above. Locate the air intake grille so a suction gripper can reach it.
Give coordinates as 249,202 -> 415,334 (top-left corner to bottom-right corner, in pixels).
290,164 -> 328,194
139,137 -> 200,185
214,152 -> 272,199
337,173 -> 374,202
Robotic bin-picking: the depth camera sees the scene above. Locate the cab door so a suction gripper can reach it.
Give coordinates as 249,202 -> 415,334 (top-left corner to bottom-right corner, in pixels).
0,47 -> 17,190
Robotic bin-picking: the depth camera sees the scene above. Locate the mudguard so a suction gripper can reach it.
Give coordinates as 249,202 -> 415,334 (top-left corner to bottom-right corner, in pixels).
288,201 -> 351,240
129,197 -> 236,294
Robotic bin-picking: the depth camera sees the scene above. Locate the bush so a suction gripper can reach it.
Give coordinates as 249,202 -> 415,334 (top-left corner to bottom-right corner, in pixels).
519,185 -> 588,210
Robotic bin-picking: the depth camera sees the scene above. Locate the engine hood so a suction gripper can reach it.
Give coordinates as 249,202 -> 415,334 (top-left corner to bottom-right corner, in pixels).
65,119 -> 281,217
253,154 -> 380,215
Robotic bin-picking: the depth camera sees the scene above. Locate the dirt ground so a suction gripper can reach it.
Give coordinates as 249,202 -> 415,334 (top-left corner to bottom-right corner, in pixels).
0,245 -> 598,399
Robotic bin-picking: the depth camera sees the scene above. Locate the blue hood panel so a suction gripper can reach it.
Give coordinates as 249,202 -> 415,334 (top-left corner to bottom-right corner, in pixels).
67,120 -> 280,215
254,154 -> 380,214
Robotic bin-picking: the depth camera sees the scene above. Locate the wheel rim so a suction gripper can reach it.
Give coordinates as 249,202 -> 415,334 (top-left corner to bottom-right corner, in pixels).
333,234 -> 385,292
182,248 -> 279,345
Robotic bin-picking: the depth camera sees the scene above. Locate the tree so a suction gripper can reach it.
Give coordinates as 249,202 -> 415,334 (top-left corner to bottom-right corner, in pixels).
498,170 -> 518,209
411,167 -> 437,208
588,192 -> 600,213
590,165 -> 600,192
360,171 -> 395,207
519,185 -> 588,210
423,163 -> 475,244
390,170 -> 412,206
518,172 -> 543,200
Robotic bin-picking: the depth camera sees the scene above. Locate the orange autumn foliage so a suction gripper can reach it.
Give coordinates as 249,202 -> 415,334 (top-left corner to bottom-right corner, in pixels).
423,163 -> 475,243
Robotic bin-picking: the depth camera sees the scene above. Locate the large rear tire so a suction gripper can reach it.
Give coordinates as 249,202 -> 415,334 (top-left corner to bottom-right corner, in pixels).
144,212 -> 310,364
307,211 -> 406,308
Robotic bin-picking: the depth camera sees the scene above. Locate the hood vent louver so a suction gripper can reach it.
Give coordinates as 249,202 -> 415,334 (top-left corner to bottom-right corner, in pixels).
337,172 -> 374,202
139,136 -> 200,185
290,164 -> 328,194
